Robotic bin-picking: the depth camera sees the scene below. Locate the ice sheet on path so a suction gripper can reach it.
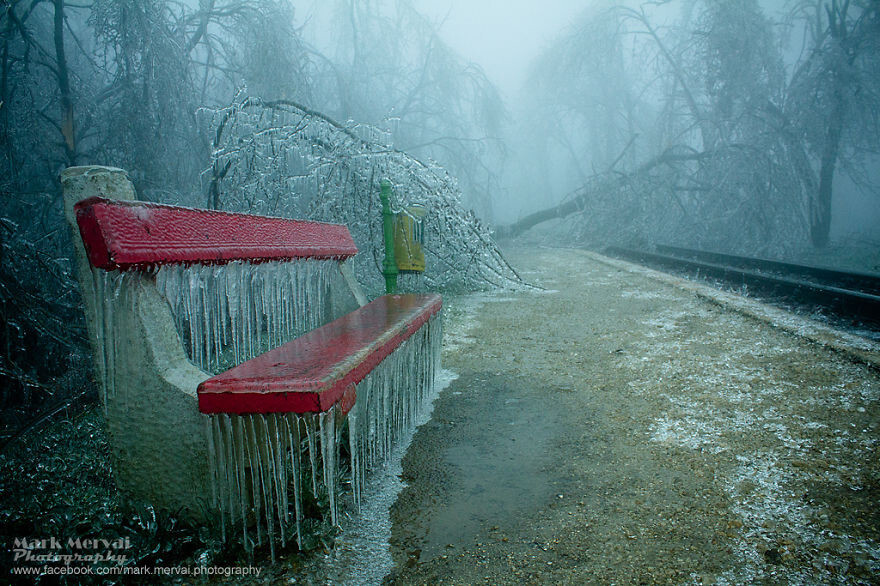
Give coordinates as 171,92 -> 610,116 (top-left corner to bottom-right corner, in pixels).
620,288 -> 678,301
440,281 -> 563,354
292,369 -> 458,585
442,292 -> 516,353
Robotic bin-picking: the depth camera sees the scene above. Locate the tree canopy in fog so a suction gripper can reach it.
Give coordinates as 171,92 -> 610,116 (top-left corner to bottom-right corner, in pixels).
204,93 -> 519,293
506,0 -> 880,255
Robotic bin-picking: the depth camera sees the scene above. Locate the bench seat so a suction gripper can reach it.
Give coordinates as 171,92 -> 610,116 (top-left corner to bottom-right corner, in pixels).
197,293 -> 442,415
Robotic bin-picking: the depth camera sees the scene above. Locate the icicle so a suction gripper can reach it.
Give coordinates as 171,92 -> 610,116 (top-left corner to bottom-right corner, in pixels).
91,269 -> 135,409
206,417 -> 223,541
199,304 -> 443,556
267,414 -> 288,548
231,415 -> 249,549
306,416 -> 319,497
286,413 -> 304,548
254,415 -> 276,561
320,411 -> 339,525
243,415 -> 263,549
346,314 -> 443,510
348,406 -> 362,509
156,259 -> 336,374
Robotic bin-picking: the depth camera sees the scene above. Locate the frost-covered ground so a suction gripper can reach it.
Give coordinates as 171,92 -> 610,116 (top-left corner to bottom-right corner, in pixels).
621,291 -> 879,583
388,246 -> 880,585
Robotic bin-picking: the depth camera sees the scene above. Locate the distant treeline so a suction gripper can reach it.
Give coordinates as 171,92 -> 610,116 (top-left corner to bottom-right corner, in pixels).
508,0 -> 880,255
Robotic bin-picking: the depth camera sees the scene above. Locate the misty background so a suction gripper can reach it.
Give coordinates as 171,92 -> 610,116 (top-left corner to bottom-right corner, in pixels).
462,0 -> 878,236
299,0 -> 880,243
1,0 -> 879,435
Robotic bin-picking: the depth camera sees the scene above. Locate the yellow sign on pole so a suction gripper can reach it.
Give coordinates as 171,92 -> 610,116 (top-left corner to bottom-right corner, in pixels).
393,205 -> 426,273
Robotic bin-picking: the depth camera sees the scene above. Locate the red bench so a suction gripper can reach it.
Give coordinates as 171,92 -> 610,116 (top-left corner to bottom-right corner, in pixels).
75,195 -> 359,268
76,195 -> 441,417
63,167 -> 441,557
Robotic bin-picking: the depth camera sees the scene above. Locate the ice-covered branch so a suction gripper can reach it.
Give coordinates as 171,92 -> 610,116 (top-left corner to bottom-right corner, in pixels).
202,92 -> 524,294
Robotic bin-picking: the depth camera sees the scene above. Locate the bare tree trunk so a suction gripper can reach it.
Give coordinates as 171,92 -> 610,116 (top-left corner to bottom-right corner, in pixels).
52,0 -> 76,165
811,92 -> 843,248
495,191 -> 590,239
808,0 -> 854,249
622,7 -> 713,150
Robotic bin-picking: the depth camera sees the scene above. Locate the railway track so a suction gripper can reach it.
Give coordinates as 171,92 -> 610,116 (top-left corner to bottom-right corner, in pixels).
605,245 -> 880,330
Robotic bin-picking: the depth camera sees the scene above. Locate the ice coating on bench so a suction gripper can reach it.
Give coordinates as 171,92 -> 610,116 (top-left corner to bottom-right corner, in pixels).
92,270 -> 126,408
196,294 -> 443,413
70,191 -> 443,559
346,316 -> 442,508
156,259 -> 336,373
89,260 -> 338,406
206,315 -> 441,556
75,196 -> 358,269
201,294 -> 441,556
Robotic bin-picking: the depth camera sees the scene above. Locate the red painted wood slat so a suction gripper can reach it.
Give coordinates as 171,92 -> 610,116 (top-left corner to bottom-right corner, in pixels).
197,294 -> 442,414
75,197 -> 358,270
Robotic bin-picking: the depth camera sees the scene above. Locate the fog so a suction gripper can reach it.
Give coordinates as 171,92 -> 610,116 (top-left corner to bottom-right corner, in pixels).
408,0 -> 586,100
300,0 -> 879,246
2,0 -> 879,412
2,0 -> 880,578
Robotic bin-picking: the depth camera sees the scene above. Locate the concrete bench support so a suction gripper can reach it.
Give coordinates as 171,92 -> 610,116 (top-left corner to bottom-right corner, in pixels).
62,167 -> 214,519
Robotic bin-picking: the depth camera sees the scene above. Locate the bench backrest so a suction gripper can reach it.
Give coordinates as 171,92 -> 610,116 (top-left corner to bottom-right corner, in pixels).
64,168 -> 367,404
75,196 -> 358,269
74,196 -> 367,376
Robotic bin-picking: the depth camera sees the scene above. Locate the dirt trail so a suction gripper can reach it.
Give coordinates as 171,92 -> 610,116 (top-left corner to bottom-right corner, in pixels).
386,246 -> 880,584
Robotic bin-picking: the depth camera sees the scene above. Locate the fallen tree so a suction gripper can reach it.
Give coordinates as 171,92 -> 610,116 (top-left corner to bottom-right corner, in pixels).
496,146 -> 714,240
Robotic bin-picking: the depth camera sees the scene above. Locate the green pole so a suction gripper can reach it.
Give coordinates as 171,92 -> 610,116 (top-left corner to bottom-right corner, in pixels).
380,179 -> 398,294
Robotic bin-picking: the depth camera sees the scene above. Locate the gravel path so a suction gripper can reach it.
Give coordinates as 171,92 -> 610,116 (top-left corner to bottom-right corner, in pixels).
386,246 -> 880,585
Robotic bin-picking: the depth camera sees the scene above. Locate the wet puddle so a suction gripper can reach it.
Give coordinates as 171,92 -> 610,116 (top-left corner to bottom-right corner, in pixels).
391,372 -> 567,562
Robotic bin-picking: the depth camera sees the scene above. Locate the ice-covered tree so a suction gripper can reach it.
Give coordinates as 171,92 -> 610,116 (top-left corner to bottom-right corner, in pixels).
0,0 -> 519,435
204,93 -> 522,295
501,0 -> 879,256
783,0 -> 880,247
311,0 -> 507,221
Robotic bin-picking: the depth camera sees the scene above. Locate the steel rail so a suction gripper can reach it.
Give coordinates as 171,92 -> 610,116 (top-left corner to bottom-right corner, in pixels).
655,245 -> 880,296
605,246 -> 880,328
